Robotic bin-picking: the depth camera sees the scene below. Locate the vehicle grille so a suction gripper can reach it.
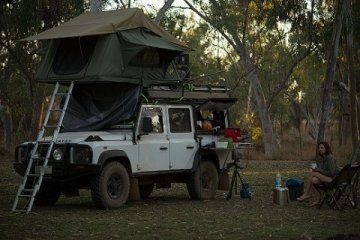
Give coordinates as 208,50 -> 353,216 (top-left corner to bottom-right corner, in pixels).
37,143 -> 50,158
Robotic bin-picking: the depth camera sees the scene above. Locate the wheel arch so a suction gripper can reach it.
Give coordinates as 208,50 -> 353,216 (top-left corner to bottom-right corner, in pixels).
191,149 -> 220,172
98,150 -> 133,177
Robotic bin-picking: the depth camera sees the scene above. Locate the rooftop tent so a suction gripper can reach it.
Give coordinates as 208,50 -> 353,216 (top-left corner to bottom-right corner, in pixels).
25,8 -> 192,85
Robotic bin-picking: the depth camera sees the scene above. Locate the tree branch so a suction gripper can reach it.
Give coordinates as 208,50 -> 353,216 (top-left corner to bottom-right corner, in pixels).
154,0 -> 175,24
266,48 -> 312,109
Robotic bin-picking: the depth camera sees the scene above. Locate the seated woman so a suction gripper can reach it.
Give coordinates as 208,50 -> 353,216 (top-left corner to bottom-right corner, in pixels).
297,141 -> 339,206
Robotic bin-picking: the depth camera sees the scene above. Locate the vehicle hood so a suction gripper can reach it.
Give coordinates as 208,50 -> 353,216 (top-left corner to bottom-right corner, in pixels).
52,131 -> 132,144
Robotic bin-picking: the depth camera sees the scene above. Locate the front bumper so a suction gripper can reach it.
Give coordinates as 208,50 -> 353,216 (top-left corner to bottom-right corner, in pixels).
13,143 -> 99,183
13,162 -> 100,182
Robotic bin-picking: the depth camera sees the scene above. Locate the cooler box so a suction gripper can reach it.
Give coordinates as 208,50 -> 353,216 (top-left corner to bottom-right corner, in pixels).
224,128 -> 241,142
286,178 -> 304,200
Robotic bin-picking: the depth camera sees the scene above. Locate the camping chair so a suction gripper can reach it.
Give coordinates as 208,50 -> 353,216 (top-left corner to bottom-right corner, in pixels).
315,164 -> 360,210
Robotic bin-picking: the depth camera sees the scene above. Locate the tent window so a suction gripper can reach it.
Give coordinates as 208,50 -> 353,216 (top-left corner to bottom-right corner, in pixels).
53,36 -> 97,75
129,47 -> 160,67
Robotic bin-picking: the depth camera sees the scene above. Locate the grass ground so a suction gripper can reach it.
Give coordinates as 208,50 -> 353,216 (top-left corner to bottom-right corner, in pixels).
0,155 -> 359,240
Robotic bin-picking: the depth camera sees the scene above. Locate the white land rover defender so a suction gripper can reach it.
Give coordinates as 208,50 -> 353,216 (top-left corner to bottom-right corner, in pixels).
14,85 -> 240,209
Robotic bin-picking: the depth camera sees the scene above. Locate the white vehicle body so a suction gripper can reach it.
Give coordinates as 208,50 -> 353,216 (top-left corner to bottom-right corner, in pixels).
14,101 -> 234,209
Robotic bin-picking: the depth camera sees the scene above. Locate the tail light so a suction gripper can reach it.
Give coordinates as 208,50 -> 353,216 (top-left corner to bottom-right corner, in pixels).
224,128 -> 241,142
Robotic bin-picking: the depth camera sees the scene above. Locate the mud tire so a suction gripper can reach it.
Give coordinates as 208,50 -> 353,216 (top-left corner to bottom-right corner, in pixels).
90,162 -> 130,209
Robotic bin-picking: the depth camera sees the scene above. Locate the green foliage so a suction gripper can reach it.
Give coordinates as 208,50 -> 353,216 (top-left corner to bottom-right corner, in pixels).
186,0 -> 347,140
0,0 -> 87,142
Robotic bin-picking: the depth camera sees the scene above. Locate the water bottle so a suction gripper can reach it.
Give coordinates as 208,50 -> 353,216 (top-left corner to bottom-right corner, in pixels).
275,171 -> 281,189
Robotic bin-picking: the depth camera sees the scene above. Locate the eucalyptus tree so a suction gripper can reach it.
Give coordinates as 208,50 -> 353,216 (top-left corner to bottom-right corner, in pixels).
0,0 -> 86,145
182,0 -> 320,157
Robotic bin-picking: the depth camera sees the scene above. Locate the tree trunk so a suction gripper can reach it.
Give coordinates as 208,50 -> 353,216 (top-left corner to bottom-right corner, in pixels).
345,0 -> 357,148
317,0 -> 346,143
0,104 -> 13,146
235,43 -> 277,157
29,84 -> 45,139
184,0 -> 277,157
154,0 -> 175,24
338,113 -> 344,146
246,82 -> 252,117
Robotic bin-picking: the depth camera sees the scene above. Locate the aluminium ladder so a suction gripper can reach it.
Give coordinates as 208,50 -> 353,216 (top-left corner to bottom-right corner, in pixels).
12,81 -> 74,213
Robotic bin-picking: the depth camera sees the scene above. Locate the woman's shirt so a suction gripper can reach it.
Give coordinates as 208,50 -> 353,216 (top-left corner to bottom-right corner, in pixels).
317,153 -> 339,177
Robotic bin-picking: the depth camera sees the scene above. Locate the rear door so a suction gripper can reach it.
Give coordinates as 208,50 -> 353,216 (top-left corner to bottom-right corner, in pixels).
166,106 -> 196,170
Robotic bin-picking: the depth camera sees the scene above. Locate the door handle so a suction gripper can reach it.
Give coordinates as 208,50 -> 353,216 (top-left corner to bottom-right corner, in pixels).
160,147 -> 168,150
186,146 -> 194,149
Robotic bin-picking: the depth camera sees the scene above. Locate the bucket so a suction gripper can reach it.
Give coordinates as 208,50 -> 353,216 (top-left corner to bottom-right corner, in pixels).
273,187 -> 290,205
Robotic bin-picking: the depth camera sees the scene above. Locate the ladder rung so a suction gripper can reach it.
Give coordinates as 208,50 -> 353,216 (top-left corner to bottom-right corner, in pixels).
27,173 -> 40,177
55,92 -> 68,96
22,188 -> 35,192
50,108 -> 62,112
19,194 -> 32,198
44,125 -> 59,128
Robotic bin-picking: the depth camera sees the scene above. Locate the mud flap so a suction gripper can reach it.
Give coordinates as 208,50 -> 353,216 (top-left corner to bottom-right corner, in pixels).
218,171 -> 229,190
129,178 -> 141,201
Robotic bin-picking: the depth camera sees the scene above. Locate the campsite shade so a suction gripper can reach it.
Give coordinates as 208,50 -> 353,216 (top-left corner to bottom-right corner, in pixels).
26,8 -> 192,85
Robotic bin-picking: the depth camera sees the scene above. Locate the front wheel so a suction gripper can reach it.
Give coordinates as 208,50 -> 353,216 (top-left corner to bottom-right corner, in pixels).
186,160 -> 219,200
90,161 -> 130,209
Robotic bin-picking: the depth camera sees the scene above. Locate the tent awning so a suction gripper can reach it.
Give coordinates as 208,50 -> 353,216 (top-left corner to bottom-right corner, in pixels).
120,28 -> 189,52
22,8 -> 192,51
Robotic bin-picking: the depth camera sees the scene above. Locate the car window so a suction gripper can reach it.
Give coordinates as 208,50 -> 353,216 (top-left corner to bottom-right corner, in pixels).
139,107 -> 164,133
169,108 -> 191,133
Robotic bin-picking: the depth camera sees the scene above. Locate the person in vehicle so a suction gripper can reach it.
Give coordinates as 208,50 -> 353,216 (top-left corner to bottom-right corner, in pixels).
296,141 -> 339,206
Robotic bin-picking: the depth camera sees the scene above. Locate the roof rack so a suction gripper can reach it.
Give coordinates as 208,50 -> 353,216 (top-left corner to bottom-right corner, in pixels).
146,85 -> 234,100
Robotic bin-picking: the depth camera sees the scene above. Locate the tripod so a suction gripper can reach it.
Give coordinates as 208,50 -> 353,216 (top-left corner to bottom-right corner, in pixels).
226,159 -> 245,200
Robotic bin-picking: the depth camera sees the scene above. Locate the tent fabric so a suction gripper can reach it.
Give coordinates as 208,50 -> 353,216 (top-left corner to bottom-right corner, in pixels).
35,29 -> 185,85
22,8 -> 191,50
29,9 -> 192,85
62,83 -> 140,131
120,28 -> 188,51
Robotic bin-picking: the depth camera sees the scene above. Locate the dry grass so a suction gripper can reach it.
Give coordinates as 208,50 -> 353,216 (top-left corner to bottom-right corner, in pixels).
1,153 -> 359,240
244,127 -> 354,167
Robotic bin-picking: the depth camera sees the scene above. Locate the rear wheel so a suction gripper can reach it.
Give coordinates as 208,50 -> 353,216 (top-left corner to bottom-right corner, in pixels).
91,161 -> 130,209
187,160 -> 218,200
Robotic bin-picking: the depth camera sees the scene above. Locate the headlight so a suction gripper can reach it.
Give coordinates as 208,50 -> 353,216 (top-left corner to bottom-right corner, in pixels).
52,148 -> 63,161
71,147 -> 91,164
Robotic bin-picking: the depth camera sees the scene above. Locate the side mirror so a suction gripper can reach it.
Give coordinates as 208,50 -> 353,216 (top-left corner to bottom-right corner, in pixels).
142,117 -> 153,133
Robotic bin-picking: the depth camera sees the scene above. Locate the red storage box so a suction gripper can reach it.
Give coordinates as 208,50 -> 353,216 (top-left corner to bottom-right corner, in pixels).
224,128 -> 241,142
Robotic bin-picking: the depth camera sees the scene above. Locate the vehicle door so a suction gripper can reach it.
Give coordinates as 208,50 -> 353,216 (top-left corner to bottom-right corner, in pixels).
166,106 -> 196,170
137,105 -> 170,172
